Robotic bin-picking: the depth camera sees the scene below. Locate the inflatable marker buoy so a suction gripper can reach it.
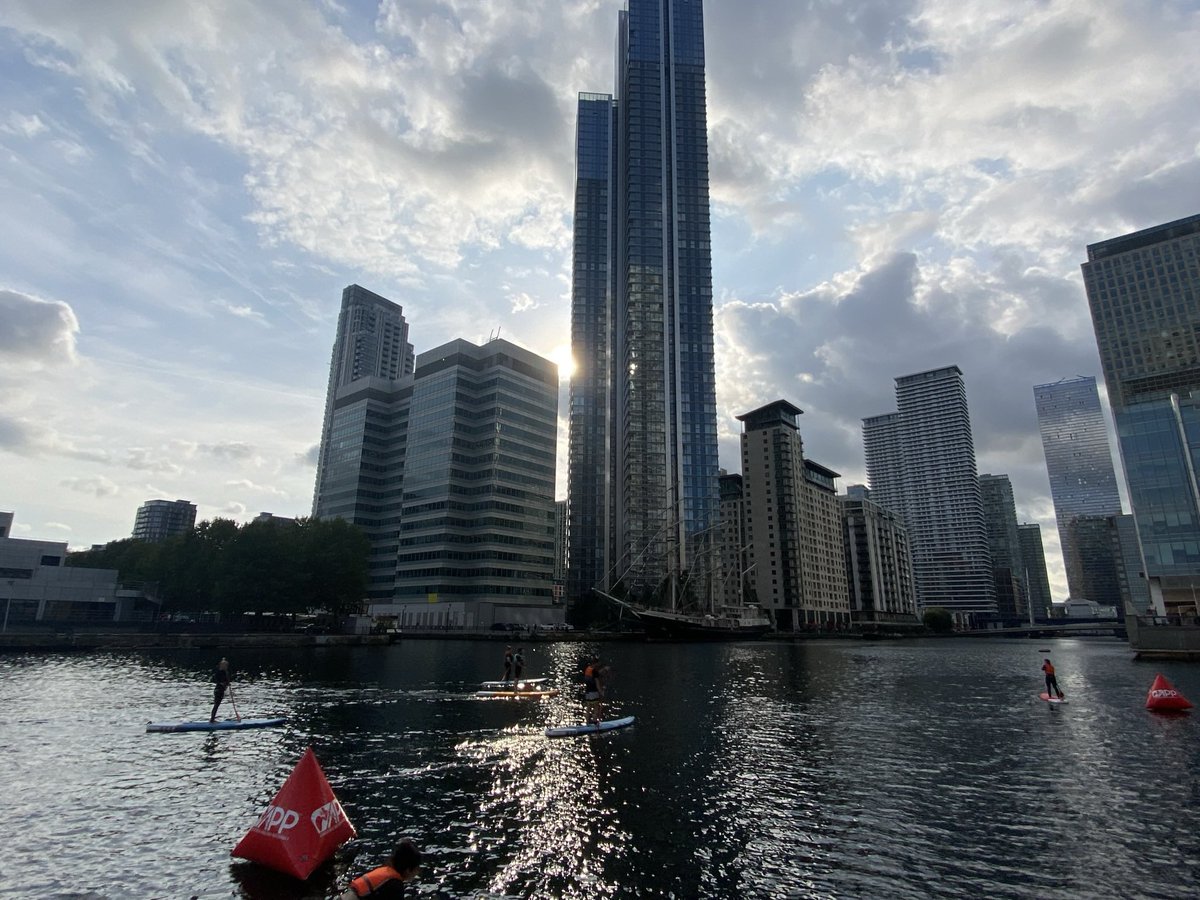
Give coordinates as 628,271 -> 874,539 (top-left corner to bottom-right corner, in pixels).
232,747 -> 356,879
1145,674 -> 1194,713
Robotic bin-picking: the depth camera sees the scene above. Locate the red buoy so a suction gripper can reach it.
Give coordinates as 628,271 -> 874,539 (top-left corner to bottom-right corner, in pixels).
1145,674 -> 1194,713
232,747 -> 356,879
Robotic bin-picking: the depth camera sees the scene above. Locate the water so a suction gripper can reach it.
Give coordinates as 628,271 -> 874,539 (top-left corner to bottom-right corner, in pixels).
1,638 -> 1198,899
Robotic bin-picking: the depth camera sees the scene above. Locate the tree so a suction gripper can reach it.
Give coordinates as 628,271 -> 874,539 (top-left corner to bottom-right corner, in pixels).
923,606 -> 954,634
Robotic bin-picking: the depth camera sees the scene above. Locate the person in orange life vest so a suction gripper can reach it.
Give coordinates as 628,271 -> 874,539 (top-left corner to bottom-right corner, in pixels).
210,657 -> 230,723
342,838 -> 421,898
1042,658 -> 1064,699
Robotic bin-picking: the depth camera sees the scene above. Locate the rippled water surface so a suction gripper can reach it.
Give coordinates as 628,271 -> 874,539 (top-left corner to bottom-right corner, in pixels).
2,638 -> 1198,898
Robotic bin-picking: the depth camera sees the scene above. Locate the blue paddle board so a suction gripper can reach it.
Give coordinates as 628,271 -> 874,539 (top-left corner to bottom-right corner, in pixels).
546,715 -> 635,738
146,717 -> 287,733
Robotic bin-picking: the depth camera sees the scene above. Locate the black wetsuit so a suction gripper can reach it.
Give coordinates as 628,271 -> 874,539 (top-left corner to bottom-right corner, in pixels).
211,667 -> 230,721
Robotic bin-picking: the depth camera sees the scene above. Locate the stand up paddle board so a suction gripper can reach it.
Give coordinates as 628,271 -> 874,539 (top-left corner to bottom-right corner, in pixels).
475,689 -> 559,699
1037,693 -> 1068,705
480,678 -> 550,689
146,717 -> 287,733
546,715 -> 635,738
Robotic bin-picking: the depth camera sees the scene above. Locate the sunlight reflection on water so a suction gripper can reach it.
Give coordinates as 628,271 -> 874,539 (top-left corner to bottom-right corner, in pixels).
1,639 -> 1198,898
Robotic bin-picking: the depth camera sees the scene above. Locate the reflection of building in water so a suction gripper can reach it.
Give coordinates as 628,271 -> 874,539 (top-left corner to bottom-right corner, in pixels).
841,487 -> 919,629
1,511 -> 158,625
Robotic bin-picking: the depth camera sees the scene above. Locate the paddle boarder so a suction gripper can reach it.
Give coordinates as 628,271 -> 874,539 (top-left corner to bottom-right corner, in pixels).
583,658 -> 607,724
342,838 -> 421,898
1042,657 -> 1064,700
514,647 -> 526,682
502,645 -> 514,682
210,657 -> 231,723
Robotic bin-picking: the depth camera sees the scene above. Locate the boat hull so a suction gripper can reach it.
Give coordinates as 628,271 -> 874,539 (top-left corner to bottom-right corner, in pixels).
634,608 -> 772,641
1126,612 -> 1200,659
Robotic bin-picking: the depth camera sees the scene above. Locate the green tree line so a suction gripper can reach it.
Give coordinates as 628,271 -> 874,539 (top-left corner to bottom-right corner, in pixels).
66,517 -> 369,619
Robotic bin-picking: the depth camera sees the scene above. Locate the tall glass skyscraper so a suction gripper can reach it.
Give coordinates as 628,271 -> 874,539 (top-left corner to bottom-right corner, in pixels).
1033,376 -> 1123,599
568,0 -> 720,602
1083,213 -> 1200,614
1017,523 -> 1054,619
863,366 -> 995,616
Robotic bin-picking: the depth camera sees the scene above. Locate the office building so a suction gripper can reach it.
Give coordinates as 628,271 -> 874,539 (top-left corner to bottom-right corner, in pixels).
737,401 -> 849,630
979,474 -> 1027,620
132,499 -> 196,542
841,493 -> 918,628
554,500 -> 568,604
567,0 -> 721,604
313,333 -> 561,626
1017,524 -> 1054,619
1033,376 -> 1123,598
313,284 -> 415,516
1083,213 -> 1200,614
863,366 -> 995,616
2,511 -> 156,624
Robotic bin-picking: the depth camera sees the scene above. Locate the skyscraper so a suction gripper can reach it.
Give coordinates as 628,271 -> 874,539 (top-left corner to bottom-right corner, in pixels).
863,366 -> 995,616
979,474 -> 1027,619
1018,523 -> 1054,619
1083,213 -> 1200,614
568,0 -> 720,603
1033,376 -> 1123,598
841,491 -> 918,628
313,285 -> 415,518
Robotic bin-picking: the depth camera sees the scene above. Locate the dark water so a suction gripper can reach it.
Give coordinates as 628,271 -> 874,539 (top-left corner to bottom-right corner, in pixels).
1,638 -> 1198,899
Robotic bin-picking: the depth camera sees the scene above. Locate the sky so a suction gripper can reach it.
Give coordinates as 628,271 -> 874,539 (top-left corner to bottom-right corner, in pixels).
2,0 -> 1199,601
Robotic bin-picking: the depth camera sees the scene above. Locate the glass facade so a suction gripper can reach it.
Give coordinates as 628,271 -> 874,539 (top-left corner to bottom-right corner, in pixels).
568,0 -> 720,601
1033,376 -> 1123,598
863,367 -> 995,614
1017,524 -> 1054,619
566,94 -> 615,603
1083,213 -> 1200,611
979,474 -> 1026,619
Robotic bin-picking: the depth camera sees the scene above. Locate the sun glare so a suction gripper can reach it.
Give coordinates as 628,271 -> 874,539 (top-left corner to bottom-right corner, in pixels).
549,345 -> 576,379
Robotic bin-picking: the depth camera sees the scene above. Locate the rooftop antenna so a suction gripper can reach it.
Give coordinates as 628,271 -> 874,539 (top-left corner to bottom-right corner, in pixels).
487,326 -> 502,343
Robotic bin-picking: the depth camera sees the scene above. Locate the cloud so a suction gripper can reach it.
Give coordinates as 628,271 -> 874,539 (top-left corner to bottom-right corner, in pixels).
297,444 -> 320,467
225,478 -> 289,498
124,447 -> 183,475
60,475 -> 119,498
199,441 -> 257,461
2,111 -> 48,138
0,289 -> 80,367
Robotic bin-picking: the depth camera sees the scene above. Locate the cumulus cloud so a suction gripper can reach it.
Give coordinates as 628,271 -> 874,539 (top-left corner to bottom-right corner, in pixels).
0,289 -> 80,367
199,441 -> 257,461
297,444 -> 320,467
60,475 -> 119,498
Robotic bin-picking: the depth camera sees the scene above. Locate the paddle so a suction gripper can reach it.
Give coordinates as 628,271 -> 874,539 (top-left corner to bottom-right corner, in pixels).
227,682 -> 243,721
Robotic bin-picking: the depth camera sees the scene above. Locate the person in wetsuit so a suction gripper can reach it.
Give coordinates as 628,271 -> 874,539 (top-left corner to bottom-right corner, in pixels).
502,646 -> 514,682
583,659 -> 606,724
210,657 -> 230,723
342,838 -> 421,898
1042,658 -> 1064,699
513,647 -> 525,683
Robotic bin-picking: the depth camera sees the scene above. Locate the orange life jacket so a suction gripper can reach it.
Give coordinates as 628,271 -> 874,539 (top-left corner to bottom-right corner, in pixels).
1042,662 -> 1055,676
350,866 -> 402,897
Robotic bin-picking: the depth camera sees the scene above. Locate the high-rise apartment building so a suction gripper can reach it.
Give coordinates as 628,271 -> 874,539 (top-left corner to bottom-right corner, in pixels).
979,474 -> 1027,620
313,285 -> 415,516
863,366 -> 995,616
1017,523 -> 1054,619
718,472 -> 750,608
132,499 -> 196,542
567,0 -> 721,604
841,491 -> 918,628
1033,376 -> 1123,599
737,401 -> 849,630
1083,213 -> 1200,614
